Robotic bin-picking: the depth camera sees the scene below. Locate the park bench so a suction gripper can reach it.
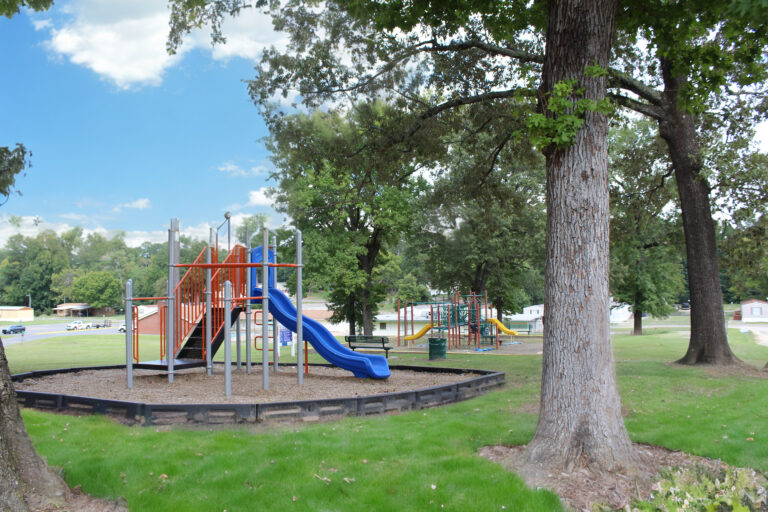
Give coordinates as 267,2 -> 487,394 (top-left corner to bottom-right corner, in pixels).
345,335 -> 392,358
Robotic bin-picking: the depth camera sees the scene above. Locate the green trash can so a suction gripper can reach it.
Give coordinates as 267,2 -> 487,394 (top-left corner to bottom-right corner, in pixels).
428,338 -> 447,360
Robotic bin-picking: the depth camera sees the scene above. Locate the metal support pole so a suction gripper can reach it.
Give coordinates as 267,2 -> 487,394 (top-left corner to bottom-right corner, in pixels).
246,230 -> 252,374
125,279 -> 133,389
205,229 -> 213,375
262,229 -> 269,390
167,218 -> 178,383
166,279 -> 174,382
236,317 -> 242,369
272,234 -> 279,372
296,229 -> 303,385
397,298 -> 400,346
224,281 -> 232,396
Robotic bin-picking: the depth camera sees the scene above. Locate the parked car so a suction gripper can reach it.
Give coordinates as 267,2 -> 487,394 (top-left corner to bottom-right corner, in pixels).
118,323 -> 126,333
1,324 -> 25,335
66,320 -> 93,330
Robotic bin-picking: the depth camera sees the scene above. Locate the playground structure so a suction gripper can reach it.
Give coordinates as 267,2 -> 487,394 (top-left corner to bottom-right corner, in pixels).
396,292 -> 519,350
124,219 -> 390,397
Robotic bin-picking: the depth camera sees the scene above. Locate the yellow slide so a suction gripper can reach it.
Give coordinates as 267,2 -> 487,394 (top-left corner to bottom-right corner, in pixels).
404,323 -> 433,341
487,318 -> 518,336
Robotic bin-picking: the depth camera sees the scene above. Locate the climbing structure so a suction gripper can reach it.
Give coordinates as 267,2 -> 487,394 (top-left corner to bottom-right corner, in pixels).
124,219 -> 390,394
397,292 -> 518,350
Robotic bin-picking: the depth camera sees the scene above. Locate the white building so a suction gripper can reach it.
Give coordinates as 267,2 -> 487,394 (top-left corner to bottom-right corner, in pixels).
741,299 -> 768,322
0,306 -> 34,322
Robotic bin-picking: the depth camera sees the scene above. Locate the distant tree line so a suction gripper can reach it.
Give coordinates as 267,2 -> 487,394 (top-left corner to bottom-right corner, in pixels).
0,228 -> 206,314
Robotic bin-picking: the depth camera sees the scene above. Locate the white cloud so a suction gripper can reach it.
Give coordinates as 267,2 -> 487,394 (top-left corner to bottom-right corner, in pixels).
32,18 -> 52,30
59,213 -> 89,222
0,215 -> 104,248
121,229 -> 166,247
181,222 -> 215,243
113,198 -> 151,212
248,187 -> 273,207
217,161 -> 246,176
217,161 -> 270,177
0,215 -> 212,249
204,7 -> 288,62
47,3 -> 184,89
40,0 -> 287,89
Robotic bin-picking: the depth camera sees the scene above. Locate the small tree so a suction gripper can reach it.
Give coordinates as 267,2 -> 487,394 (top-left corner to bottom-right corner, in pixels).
609,121 -> 684,335
267,103 -> 430,335
71,271 -> 122,310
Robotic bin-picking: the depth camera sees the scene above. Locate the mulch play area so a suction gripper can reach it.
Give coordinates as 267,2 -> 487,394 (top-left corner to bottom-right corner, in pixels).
14,365 -> 481,405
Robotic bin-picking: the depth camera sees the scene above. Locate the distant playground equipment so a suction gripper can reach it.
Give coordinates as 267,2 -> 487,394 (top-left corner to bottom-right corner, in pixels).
124,218 -> 390,397
396,292 -> 523,351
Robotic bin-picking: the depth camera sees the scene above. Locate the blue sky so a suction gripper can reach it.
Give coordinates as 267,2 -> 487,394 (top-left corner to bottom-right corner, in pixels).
2,1 -> 767,248
1,1 -> 287,247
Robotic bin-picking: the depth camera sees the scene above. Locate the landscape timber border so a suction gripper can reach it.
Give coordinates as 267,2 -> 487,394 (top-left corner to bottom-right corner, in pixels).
12,364 -> 505,426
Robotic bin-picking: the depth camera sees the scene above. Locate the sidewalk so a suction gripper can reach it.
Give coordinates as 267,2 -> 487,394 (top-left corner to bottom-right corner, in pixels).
735,321 -> 768,347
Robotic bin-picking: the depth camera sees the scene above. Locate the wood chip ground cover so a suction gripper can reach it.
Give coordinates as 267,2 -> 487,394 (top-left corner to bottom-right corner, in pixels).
15,366 -> 478,404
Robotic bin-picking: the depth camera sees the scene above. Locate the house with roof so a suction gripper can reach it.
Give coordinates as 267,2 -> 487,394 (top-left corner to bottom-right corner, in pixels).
740,299 -> 768,322
53,303 -> 115,317
0,306 -> 34,322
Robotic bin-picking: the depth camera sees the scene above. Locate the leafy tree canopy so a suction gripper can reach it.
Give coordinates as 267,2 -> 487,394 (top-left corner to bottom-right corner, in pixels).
71,271 -> 122,309
0,144 -> 28,205
609,120 -> 685,325
266,101 -> 433,333
0,0 -> 53,18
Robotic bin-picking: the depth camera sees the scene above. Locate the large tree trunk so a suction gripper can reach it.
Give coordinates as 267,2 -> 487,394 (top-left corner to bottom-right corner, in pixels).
360,284 -> 374,336
1,338 -> 68,511
525,0 -> 637,473
633,291 -> 643,335
633,309 -> 643,335
358,229 -> 383,336
657,58 -> 739,365
346,296 -> 357,336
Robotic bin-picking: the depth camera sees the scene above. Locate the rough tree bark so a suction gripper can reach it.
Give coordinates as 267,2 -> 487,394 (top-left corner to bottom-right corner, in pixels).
657,58 -> 739,365
633,291 -> 643,335
525,0 -> 638,472
0,338 -> 68,511
633,309 -> 643,336
346,296 -> 357,336
358,228 -> 383,336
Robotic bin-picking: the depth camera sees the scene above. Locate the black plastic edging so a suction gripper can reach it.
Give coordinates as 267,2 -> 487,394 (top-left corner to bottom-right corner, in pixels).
13,364 -> 504,426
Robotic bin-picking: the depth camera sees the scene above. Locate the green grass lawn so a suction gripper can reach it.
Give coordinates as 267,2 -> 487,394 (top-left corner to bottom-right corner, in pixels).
5,328 -> 768,511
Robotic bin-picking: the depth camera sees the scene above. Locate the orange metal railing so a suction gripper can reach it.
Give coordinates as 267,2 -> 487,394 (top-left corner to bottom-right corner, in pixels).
159,303 -> 167,360
131,244 -> 260,364
171,244 -> 250,359
172,247 -> 207,355
132,305 -> 140,363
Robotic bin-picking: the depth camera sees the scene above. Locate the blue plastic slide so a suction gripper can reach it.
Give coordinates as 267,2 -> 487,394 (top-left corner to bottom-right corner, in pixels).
250,247 -> 390,379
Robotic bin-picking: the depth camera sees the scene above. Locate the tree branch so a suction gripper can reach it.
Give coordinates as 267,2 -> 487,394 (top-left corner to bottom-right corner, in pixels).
607,69 -> 662,105
608,92 -> 664,121
425,39 -> 544,65
409,88 -> 536,137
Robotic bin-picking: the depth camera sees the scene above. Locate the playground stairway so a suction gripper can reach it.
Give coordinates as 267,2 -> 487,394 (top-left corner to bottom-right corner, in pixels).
134,306 -> 244,370
176,306 -> 244,360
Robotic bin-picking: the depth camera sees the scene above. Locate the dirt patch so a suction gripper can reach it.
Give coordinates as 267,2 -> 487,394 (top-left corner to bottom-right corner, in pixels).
15,366 -> 479,405
25,484 -> 127,512
479,443 -> 727,511
671,361 -> 768,379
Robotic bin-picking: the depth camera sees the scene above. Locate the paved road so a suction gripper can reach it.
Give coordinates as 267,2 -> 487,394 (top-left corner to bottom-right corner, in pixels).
740,322 -> 768,346
1,323 -> 124,347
